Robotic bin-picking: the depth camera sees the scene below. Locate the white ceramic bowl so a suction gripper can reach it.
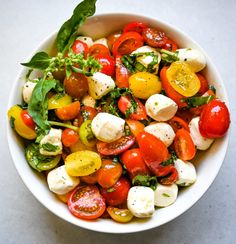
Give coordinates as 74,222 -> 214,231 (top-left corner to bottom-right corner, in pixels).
7,13 -> 229,233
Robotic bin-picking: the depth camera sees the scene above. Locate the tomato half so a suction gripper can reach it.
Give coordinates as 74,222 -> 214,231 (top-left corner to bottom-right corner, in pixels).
94,54 -> 115,76
197,73 -> 209,95
107,206 -> 133,223
118,95 -> 147,120
100,177 -> 131,206
120,148 -> 150,179
115,55 -> 130,88
80,171 -> 99,185
89,44 -> 110,56
107,32 -> 121,51
68,185 -> 106,220
97,135 -> 135,156
112,32 -> 144,56
162,38 -> 178,52
62,128 -> 79,147
71,40 -> 89,58
79,120 -> 97,147
174,128 -> 196,161
55,101 -> 80,120
156,165 -> 178,185
75,105 -> 97,127
21,110 -> 35,130
126,119 -> 145,139
142,27 -> 168,48
123,21 -> 147,34
199,99 -> 230,138
168,116 -> 190,133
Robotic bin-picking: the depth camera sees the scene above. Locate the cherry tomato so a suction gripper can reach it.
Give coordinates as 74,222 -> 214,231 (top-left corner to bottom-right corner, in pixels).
21,110 -> 35,130
199,99 -> 230,138
107,206 -> 133,223
168,116 -> 190,133
156,165 -> 178,185
112,32 -> 144,56
126,119 -> 145,139
107,32 -> 121,51
142,27 -> 168,48
97,159 -> 123,188
174,128 -> 196,161
94,54 -> 115,76
160,66 -> 187,108
56,191 -> 72,204
62,128 -> 79,147
197,73 -> 209,95
162,38 -> 178,52
89,44 -> 110,56
75,105 -> 97,127
79,120 -> 97,147
80,171 -> 99,185
100,177 -> 131,206
123,21 -> 147,34
48,94 -> 72,110
97,135 -> 135,156
115,55 -> 130,88
120,148 -> 150,179
71,40 -> 89,58
118,95 -> 147,120
68,185 -> 106,220
55,101 -> 80,121
64,73 -> 88,98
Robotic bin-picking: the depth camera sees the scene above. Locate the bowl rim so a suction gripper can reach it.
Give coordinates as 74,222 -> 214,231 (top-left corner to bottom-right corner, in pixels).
7,13 -> 230,233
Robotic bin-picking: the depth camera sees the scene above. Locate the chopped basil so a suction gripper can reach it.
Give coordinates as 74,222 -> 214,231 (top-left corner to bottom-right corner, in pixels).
132,175 -> 158,190
107,187 -> 115,193
181,95 -> 214,108
9,116 -> 15,130
41,143 -> 60,152
162,193 -> 170,197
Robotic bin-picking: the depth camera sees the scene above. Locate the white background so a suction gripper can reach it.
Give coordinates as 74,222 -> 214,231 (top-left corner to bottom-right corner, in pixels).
1,0 -> 236,243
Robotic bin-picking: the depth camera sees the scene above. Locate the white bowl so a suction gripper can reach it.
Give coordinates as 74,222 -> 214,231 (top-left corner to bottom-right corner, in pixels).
7,13 -> 229,233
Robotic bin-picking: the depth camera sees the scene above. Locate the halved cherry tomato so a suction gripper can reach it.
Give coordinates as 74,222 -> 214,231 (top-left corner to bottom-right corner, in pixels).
112,32 -> 144,56
142,27 -> 168,48
123,21 -> 147,34
79,120 -> 97,147
107,206 -> 133,223
120,148 -> 150,179
160,66 -> 187,108
162,38 -> 178,52
94,54 -> 115,76
68,185 -> 106,220
156,165 -> 178,185
75,105 -> 98,127
21,110 -> 35,130
168,116 -> 190,133
100,177 -> 131,206
80,171 -> 99,185
55,101 -> 80,120
71,40 -> 89,58
174,128 -> 196,161
118,95 -> 147,120
56,191 -> 72,204
62,128 -> 79,147
199,99 -> 230,138
97,135 -> 135,156
107,32 -> 121,51
126,119 -> 144,139
197,73 -> 209,95
97,159 -> 123,188
115,55 -> 130,88
89,44 -> 110,56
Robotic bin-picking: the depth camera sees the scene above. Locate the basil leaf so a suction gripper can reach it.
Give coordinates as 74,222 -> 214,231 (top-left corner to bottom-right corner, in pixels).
56,0 -> 97,52
182,95 -> 214,108
21,52 -> 51,70
132,175 -> 158,190
41,143 -> 59,152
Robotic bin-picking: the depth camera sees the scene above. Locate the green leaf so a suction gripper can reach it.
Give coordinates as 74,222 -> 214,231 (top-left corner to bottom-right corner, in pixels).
181,95 -> 214,108
132,175 -> 158,190
9,116 -> 15,129
162,193 -> 170,197
41,143 -> 60,152
56,0 -> 97,53
21,52 -> 51,70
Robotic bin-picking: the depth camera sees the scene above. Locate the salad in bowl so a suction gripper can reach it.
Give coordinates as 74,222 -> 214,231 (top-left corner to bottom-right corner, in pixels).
7,0 -> 230,232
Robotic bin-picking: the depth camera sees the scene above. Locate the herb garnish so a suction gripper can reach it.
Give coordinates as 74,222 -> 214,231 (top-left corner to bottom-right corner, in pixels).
41,143 -> 60,152
132,175 -> 158,190
181,95 -> 214,109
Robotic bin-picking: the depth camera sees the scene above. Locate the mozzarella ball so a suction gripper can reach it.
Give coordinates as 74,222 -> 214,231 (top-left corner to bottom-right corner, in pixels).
81,94 -> 96,108
93,38 -> 108,48
91,113 -> 125,143
145,94 -> 178,121
22,81 -> 37,103
76,36 -> 93,48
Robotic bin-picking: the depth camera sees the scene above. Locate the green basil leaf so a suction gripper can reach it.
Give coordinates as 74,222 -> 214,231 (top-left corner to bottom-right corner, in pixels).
21,52 -> 51,70
56,0 -> 97,53
41,143 -> 60,152
132,175 -> 158,190
182,95 -> 214,108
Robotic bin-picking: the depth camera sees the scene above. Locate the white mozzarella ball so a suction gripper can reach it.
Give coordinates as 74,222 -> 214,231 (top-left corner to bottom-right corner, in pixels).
47,165 -> 80,195
93,38 -> 108,48
174,159 -> 197,186
154,183 -> 178,207
76,36 -> 93,48
81,94 -> 96,108
91,113 -> 125,143
22,81 -> 37,103
145,94 -> 178,121
127,186 -> 155,218
189,117 -> 214,150
144,122 -> 175,147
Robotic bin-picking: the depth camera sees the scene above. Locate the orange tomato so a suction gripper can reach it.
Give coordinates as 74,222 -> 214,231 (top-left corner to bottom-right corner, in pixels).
126,119 -> 145,139
55,101 -> 80,120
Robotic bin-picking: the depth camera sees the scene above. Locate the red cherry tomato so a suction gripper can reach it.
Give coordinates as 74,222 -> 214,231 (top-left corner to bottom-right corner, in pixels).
75,106 -> 98,127
120,148 -> 150,179
174,128 -> 196,161
115,55 -> 130,88
61,128 -> 79,147
156,165 -> 178,185
162,38 -> 178,52
142,27 -> 168,48
199,99 -> 230,138
107,32 -> 121,51
80,171 -> 99,185
89,44 -> 110,56
100,177 -> 131,206
123,21 -> 148,34
68,185 -> 106,220
168,116 -> 190,133
21,110 -> 35,130
71,40 -> 89,58
94,54 -> 115,76
126,119 -> 145,139
118,95 -> 147,120
97,135 -> 135,156
112,32 -> 144,56
197,73 -> 209,95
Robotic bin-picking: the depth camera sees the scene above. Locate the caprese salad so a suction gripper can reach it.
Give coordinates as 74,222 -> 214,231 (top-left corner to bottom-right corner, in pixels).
8,0 -> 230,223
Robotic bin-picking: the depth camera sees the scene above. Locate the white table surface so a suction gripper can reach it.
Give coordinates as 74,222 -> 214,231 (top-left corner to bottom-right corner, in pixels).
1,0 -> 236,243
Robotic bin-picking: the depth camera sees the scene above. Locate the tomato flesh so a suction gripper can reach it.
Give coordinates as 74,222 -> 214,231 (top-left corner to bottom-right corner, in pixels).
21,110 -> 35,130
71,40 -> 89,58
115,55 -> 130,88
89,44 -> 110,56
94,54 -> 115,76
55,101 -> 80,121
126,119 -> 144,139
142,27 -> 168,48
168,116 -> 190,133
123,21 -> 147,34
62,128 -> 79,147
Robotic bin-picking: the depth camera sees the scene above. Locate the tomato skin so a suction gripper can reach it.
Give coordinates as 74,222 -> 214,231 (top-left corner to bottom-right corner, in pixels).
126,119 -> 144,139
142,28 -> 168,48
162,38 -> 178,52
68,185 -> 106,220
94,54 -> 115,76
168,116 -> 190,133
107,32 -> 121,51
112,32 -> 144,56
71,40 -> 89,58
75,106 -> 97,127
174,129 -> 196,161
197,73 -> 209,95
80,171 -> 99,185
107,206 -> 133,223
55,101 -> 80,121
120,148 -> 150,179
123,21 -> 147,34
97,135 -> 135,156
115,55 -> 130,88
21,110 -> 35,130
97,159 -> 123,188
100,177 -> 131,206
199,99 -> 230,138
89,44 -> 110,56
62,128 -> 79,147
118,96 -> 147,120
156,165 -> 178,185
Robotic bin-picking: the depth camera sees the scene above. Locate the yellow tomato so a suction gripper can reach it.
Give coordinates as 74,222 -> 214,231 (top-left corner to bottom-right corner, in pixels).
65,150 -> 102,177
166,61 -> 200,97
107,207 -> 134,223
129,71 -> 162,99
8,105 -> 36,140
69,138 -> 96,153
56,191 -> 73,204
48,94 -> 72,110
